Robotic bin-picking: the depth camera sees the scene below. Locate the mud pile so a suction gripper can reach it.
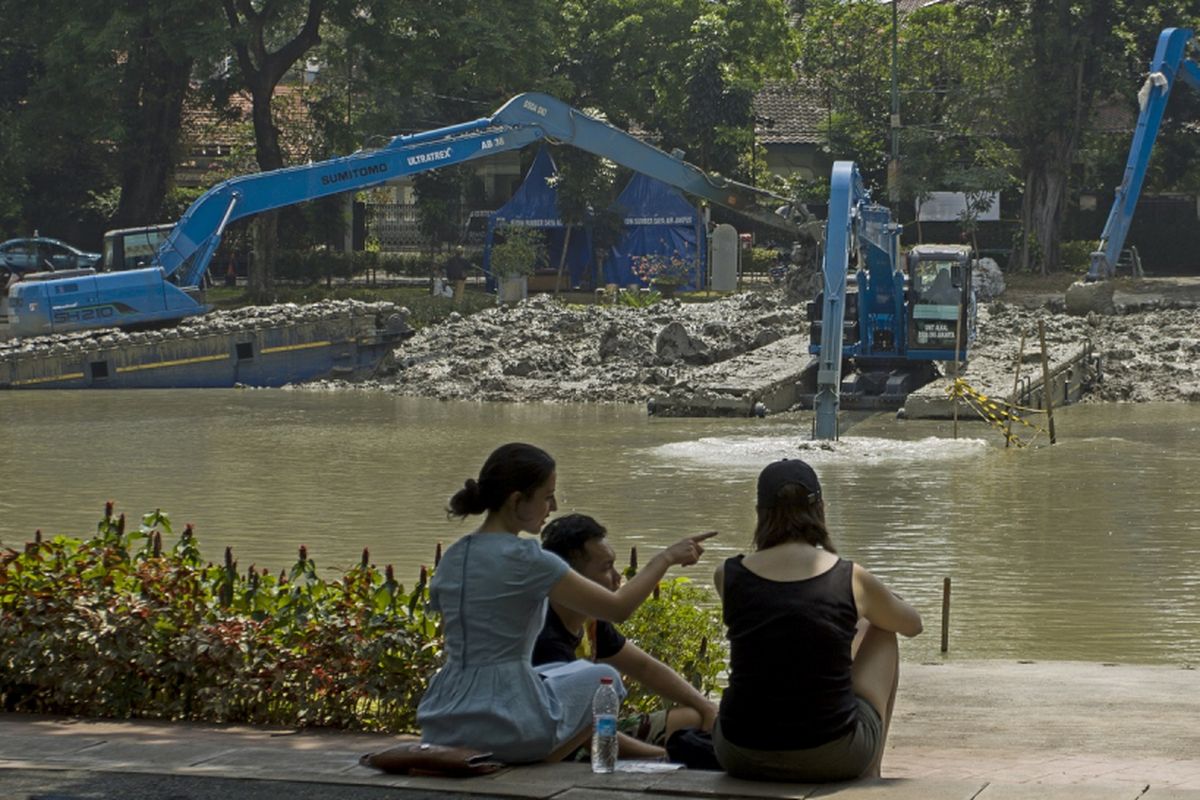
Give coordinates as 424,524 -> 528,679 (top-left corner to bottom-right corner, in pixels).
362,292 -> 807,403
362,291 -> 1200,406
978,299 -> 1200,403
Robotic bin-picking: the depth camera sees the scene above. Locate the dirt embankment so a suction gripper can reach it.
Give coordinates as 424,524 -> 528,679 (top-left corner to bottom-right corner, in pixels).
354,283 -> 1200,406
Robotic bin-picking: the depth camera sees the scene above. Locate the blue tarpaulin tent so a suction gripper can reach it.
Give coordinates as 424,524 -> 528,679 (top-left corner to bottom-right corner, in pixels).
603,173 -> 706,291
483,148 -> 594,287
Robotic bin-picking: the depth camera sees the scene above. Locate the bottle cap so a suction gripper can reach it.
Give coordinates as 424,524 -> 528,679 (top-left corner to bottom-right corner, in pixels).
599,677 -> 613,684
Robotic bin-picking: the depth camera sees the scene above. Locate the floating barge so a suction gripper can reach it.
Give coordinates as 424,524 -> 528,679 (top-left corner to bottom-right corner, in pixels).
1,308 -> 408,390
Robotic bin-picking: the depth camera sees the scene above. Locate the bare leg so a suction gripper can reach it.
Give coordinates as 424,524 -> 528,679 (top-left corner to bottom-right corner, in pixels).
617,732 -> 665,759
664,707 -> 703,739
850,619 -> 899,779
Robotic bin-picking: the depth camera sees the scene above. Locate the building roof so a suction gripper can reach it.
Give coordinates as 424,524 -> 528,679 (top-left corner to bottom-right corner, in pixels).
176,83 -> 317,187
752,81 -> 829,145
1093,98 -> 1136,134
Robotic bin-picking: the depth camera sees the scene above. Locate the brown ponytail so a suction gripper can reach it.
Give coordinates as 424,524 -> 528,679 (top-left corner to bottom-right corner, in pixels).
447,443 -> 556,519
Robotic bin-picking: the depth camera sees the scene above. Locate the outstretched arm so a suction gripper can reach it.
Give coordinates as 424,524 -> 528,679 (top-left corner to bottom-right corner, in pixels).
549,532 -> 717,623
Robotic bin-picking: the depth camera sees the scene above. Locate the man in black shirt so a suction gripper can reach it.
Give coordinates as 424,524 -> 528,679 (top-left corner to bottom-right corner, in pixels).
536,514 -> 717,759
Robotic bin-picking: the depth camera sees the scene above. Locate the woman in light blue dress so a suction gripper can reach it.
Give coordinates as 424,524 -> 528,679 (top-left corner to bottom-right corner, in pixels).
417,442 -> 715,763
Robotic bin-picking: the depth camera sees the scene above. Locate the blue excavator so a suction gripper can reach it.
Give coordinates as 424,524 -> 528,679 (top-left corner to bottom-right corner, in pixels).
1086,27 -> 1198,282
805,161 -> 976,439
6,94 -> 814,338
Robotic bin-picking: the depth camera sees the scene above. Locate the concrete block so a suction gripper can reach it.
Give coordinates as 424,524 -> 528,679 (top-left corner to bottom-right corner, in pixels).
650,769 -> 815,798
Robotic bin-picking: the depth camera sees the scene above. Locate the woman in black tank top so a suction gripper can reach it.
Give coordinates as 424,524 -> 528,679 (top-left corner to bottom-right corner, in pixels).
712,459 -> 923,782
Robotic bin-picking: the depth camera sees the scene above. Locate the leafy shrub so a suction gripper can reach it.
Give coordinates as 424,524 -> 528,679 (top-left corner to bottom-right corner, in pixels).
617,287 -> 663,308
0,504 -> 440,730
1059,240 -> 1094,273
490,226 -> 545,279
630,253 -> 692,287
744,246 -> 782,275
619,546 -> 726,714
274,250 -> 379,287
0,504 -> 727,729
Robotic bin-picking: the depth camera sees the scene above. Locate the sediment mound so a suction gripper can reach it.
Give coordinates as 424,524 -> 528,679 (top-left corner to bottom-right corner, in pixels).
359,292 -> 807,403
358,290 -> 1200,406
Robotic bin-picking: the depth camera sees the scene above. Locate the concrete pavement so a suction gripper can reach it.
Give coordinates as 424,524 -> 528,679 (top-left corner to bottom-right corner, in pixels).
1,661 -> 1198,799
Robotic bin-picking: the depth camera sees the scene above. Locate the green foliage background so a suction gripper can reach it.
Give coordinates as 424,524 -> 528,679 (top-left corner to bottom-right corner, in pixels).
621,577 -> 726,714
1,505 -> 726,729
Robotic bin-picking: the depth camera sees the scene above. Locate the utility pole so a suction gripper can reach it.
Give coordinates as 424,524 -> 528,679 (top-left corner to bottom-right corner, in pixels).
888,0 -> 901,206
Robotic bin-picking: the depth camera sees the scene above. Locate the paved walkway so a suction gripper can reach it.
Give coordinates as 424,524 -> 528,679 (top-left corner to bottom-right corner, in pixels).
1,661 -> 1198,799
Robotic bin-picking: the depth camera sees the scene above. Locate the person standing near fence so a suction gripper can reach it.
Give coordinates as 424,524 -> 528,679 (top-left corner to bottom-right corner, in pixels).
445,246 -> 471,304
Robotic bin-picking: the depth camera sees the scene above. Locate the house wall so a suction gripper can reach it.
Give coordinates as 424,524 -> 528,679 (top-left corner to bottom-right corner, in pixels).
764,143 -> 831,182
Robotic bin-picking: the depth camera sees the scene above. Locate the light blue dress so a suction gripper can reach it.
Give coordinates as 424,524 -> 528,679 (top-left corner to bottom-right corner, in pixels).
417,532 -> 625,763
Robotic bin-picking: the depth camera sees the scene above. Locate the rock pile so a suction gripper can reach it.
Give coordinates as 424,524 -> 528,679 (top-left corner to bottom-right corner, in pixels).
361,289 -> 1200,407
359,292 -> 807,403
0,300 -> 400,360
8,287 -> 1197,407
979,299 -> 1200,403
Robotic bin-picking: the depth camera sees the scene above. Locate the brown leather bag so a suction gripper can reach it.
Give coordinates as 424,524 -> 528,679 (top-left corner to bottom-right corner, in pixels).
359,742 -> 504,777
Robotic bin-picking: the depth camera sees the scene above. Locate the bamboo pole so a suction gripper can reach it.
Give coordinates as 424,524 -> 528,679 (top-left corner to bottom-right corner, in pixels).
941,577 -> 951,654
1006,332 -> 1026,449
1038,320 -> 1057,445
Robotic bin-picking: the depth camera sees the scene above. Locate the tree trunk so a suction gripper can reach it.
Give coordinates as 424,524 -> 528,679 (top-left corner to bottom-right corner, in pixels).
113,15 -> 193,229
249,80 -> 285,172
555,225 -> 572,296
250,212 -> 278,301
1020,129 -> 1074,275
221,0 -> 325,302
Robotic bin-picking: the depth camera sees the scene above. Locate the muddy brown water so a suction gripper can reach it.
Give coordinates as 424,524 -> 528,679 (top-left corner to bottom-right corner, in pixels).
2,390 -> 1197,666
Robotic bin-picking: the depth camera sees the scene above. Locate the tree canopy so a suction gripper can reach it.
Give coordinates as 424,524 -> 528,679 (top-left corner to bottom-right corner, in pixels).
0,0 -> 1197,275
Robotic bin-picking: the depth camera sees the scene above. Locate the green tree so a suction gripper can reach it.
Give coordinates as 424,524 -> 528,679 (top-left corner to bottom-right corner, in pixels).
987,1 -> 1116,274
549,147 -> 617,291
0,0 -> 123,241
218,0 -> 329,298
795,0 -> 892,187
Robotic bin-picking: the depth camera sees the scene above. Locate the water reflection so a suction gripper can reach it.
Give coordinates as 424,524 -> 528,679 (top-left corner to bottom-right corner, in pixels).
1,390 -> 1197,665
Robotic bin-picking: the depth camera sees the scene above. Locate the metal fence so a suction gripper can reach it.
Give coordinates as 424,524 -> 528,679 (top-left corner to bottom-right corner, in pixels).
367,203 -> 425,251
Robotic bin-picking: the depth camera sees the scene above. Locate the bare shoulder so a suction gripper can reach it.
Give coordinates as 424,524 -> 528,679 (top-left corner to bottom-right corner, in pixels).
851,561 -> 923,637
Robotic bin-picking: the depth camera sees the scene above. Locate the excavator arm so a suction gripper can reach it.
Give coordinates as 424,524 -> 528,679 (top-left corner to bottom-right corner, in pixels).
161,92 -> 811,288
1088,27 -> 1199,280
10,92 -> 812,337
162,121 -> 545,287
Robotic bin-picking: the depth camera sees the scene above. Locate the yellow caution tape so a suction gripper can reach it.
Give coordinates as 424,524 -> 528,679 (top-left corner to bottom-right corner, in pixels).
945,378 -> 1048,448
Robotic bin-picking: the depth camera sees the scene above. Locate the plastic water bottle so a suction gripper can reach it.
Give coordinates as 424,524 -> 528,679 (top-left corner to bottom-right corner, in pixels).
591,676 -> 619,773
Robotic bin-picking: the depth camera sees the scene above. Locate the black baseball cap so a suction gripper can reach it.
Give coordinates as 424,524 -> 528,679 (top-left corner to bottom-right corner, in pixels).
756,459 -> 822,508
